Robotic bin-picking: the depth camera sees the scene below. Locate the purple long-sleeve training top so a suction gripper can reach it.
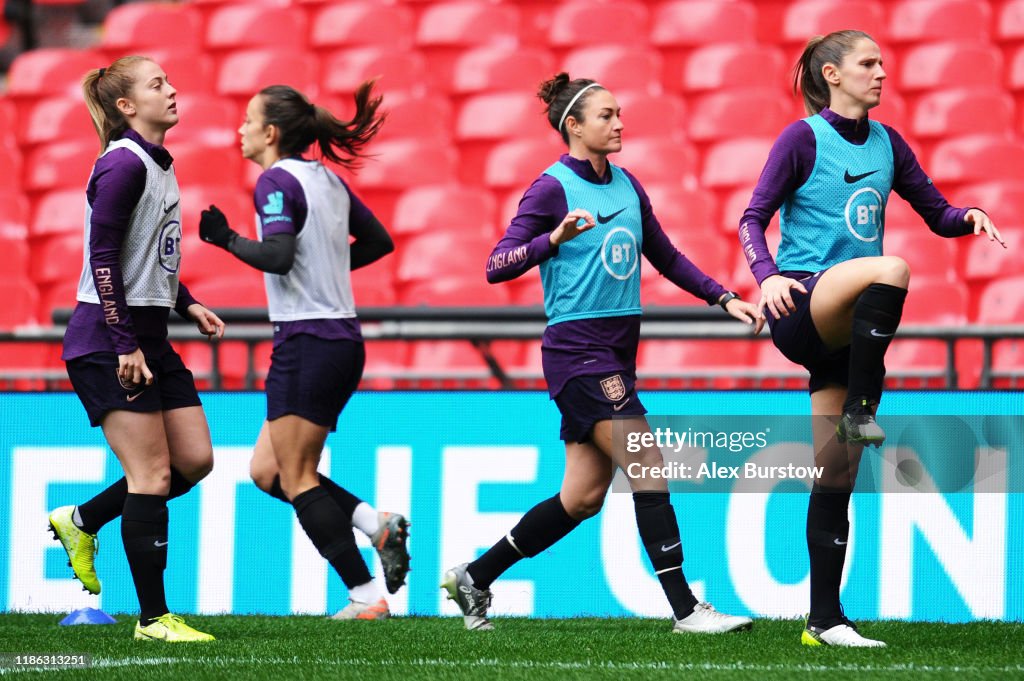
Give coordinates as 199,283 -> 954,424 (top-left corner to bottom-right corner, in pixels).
740,107 -> 974,285
63,129 -> 199,360
487,154 -> 728,398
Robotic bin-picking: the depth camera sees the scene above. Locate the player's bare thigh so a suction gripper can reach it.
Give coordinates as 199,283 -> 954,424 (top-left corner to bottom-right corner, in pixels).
810,256 -> 909,351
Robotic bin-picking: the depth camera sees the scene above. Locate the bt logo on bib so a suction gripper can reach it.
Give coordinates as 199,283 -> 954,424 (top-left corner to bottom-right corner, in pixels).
845,187 -> 884,242
601,227 -> 638,280
159,219 -> 182,273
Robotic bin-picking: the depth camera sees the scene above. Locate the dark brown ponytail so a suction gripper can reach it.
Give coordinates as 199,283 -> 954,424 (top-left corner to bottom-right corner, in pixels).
260,80 -> 386,169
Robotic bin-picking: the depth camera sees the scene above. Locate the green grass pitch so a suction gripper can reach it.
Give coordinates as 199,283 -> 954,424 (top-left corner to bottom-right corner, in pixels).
0,615 -> 1022,680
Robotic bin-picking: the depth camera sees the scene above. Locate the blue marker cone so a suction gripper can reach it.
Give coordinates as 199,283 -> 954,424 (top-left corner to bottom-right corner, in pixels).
59,608 -> 116,626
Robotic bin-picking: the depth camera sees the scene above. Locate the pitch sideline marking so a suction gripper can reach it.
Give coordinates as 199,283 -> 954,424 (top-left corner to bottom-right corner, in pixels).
3,656 -> 1024,675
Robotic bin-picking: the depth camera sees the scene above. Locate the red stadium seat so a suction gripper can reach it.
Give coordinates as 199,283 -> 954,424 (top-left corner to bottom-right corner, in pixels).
216,49 -> 319,100
365,94 -> 452,143
17,96 -> 93,148
361,340 -> 408,389
637,340 -> 756,389
165,95 -> 238,149
100,3 -> 203,53
561,46 -> 661,93
752,342 -> 806,389
483,138 -> 565,189
6,49 -> 102,101
173,144 -> 244,190
0,144 -> 23,192
30,190 -> 84,240
181,274 -> 268,310
405,340 -> 495,388
546,1 -> 649,48
722,184 -> 781,237
450,47 -> 554,95
662,227 -> 732,280
897,43 -> 1002,93
0,188 -> 29,240
888,0 -> 991,44
911,88 -> 1014,139
508,274 -> 544,306
0,236 -> 30,280
615,91 -> 686,141
351,262 -> 397,307
391,185 -> 497,238
701,138 -> 775,189
883,196 -> 923,230
953,181 -> 1024,223
782,0 -> 887,44
24,141 -> 95,194
179,185 -> 255,243
869,91 -> 909,136
356,139 -> 457,189
397,230 -> 494,286
146,49 -> 216,96
310,3 -> 415,50
962,226 -> 1022,284
650,1 -> 756,46
991,339 -> 1024,388
0,278 -> 41,329
400,275 -> 510,307
998,0 -> 1024,44
977,276 -> 1024,324
321,48 -> 426,97
644,185 -> 718,236
415,3 -> 518,48
641,233 -> 732,305
612,138 -> 699,185
681,43 -> 786,93
885,339 -> 948,388
902,278 -> 968,324
883,230 -> 957,282
688,89 -> 792,143
29,233 -> 82,288
205,4 -> 306,51
929,135 -> 1024,186
455,92 -> 549,142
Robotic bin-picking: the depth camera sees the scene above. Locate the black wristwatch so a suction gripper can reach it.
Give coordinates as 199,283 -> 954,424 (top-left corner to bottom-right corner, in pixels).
718,291 -> 741,310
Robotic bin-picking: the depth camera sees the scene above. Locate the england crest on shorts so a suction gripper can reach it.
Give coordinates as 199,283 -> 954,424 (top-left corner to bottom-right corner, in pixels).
600,374 -> 626,401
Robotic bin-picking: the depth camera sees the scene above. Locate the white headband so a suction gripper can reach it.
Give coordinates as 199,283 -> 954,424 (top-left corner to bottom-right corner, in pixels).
558,83 -> 602,132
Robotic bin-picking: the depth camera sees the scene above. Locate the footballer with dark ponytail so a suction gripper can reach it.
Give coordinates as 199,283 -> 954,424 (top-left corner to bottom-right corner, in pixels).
198,80 -> 408,619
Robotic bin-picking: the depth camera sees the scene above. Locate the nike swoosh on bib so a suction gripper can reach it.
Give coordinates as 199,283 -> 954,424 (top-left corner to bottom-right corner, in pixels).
844,169 -> 879,183
597,207 -> 626,224
163,199 -> 179,214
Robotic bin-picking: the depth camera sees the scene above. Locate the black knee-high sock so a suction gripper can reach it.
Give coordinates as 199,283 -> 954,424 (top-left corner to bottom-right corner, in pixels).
634,491 -> 698,620
292,485 -> 372,589
77,468 -> 196,535
844,283 -> 907,413
467,494 -> 581,590
266,474 -> 362,516
806,484 -> 852,628
121,493 -> 169,626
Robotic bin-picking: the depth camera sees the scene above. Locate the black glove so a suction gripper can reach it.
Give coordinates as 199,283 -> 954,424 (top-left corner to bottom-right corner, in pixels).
199,204 -> 236,249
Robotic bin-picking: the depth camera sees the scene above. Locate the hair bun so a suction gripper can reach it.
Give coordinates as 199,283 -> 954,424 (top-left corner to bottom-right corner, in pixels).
537,72 -> 571,105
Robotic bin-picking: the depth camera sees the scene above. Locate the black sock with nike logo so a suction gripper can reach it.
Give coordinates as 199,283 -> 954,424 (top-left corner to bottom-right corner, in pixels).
77,467 -> 196,535
468,494 -> 581,590
844,283 -> 906,413
806,485 -> 851,629
633,491 -> 698,620
122,493 -> 169,626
